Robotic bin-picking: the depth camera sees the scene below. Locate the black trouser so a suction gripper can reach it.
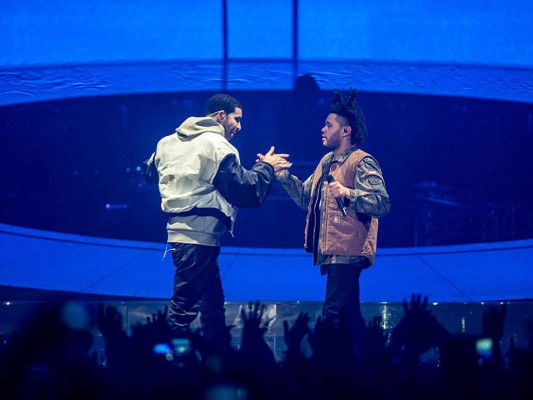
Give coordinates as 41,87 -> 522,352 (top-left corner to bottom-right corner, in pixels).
322,264 -> 366,336
167,243 -> 228,347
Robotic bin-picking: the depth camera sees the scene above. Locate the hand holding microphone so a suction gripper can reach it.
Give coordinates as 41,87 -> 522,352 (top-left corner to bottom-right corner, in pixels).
326,175 -> 347,217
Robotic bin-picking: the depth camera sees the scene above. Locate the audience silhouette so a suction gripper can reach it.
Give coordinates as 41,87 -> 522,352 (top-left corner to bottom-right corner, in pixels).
1,295 -> 531,399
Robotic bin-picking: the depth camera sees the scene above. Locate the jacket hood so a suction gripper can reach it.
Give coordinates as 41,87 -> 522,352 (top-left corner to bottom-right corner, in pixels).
176,116 -> 225,140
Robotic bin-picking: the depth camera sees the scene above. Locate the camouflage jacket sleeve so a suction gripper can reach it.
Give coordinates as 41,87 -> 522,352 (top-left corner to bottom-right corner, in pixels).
349,156 -> 391,218
276,170 -> 313,211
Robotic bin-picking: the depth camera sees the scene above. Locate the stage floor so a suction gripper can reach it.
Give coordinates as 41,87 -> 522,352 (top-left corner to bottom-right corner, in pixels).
1,223 -> 532,361
1,223 -> 533,304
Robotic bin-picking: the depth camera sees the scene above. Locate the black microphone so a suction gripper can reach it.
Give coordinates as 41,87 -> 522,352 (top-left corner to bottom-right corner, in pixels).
326,175 -> 347,217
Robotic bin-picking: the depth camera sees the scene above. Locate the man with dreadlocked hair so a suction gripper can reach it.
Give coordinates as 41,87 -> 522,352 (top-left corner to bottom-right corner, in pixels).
270,88 -> 390,353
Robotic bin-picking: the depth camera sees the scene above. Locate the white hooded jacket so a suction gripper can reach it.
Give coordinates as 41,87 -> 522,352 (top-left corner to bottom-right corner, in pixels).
154,116 -> 275,246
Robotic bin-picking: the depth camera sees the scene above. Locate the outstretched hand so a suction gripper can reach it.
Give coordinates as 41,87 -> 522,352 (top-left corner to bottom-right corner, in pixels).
240,301 -> 271,337
482,303 -> 507,343
389,294 -> 450,362
364,316 -> 388,356
256,146 -> 292,174
97,303 -> 127,341
481,303 -> 507,367
239,301 -> 277,368
283,312 -> 310,355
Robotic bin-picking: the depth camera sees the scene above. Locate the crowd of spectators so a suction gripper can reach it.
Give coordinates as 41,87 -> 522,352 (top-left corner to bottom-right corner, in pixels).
1,295 -> 531,399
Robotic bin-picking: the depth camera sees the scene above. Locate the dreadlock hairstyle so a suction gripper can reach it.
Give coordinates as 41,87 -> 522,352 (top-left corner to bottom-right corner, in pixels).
330,88 -> 368,145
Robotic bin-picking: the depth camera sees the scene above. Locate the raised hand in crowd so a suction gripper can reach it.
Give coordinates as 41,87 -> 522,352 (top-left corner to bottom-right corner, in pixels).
362,316 -> 389,361
482,303 -> 507,342
283,311 -> 310,357
389,294 -> 450,369
239,301 -> 277,368
130,306 -> 172,348
308,314 -> 356,372
481,302 -> 507,368
96,303 -> 132,373
97,303 -> 127,342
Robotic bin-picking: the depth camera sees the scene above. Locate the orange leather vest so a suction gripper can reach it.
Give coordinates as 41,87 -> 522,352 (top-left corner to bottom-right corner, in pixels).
304,150 -> 379,265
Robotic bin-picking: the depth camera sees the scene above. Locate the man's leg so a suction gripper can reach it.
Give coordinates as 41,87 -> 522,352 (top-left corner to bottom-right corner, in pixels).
199,258 -> 230,350
167,243 -> 222,336
322,264 -> 365,336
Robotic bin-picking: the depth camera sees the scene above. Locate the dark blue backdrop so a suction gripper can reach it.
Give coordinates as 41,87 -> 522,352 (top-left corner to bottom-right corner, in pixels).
1,0 -> 532,249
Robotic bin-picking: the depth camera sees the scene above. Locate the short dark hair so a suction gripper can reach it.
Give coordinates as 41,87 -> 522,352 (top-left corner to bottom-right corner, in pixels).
330,88 -> 368,145
205,94 -> 242,116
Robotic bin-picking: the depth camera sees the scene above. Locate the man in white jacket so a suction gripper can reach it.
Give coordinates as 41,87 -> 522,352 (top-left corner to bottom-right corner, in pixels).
153,94 -> 290,350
